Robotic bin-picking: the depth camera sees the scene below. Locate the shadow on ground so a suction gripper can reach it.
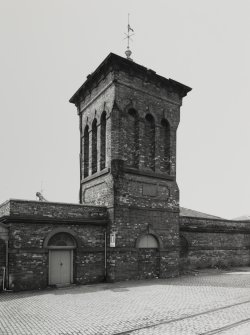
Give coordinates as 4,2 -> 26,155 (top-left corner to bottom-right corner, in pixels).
1,267 -> 250,301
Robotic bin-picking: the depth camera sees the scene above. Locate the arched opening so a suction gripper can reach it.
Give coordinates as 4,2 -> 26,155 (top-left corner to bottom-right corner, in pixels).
180,235 -> 189,258
144,114 -> 155,171
48,233 -> 76,247
92,119 -> 97,174
46,232 -> 76,287
160,119 -> 171,173
83,125 -> 89,178
136,233 -> 160,279
137,234 -> 159,248
126,109 -> 139,168
100,111 -> 106,170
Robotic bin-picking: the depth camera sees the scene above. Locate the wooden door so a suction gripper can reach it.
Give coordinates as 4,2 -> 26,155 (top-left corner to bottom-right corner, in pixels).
49,250 -> 72,286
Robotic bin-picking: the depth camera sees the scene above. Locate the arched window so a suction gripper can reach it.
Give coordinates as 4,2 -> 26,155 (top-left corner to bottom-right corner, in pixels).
180,235 -> 189,258
137,234 -> 159,248
144,114 -> 155,171
83,125 -> 89,178
160,119 -> 171,173
92,119 -> 97,174
48,233 -> 76,247
100,111 -> 106,170
126,109 -> 139,168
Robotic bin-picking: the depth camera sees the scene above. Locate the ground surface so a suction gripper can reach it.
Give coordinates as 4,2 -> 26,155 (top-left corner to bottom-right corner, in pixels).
1,268 -> 250,335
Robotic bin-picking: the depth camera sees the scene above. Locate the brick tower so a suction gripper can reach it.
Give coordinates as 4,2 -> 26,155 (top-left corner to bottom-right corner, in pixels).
70,53 -> 191,281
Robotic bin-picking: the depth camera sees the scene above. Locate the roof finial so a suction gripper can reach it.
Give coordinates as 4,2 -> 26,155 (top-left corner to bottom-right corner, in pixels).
124,13 -> 134,61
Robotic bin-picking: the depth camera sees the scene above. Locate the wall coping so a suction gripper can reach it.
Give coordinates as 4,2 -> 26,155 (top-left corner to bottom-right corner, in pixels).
4,199 -> 107,209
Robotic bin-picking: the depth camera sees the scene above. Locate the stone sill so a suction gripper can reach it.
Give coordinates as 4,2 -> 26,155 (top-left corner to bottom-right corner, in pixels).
123,167 -> 175,181
81,167 -> 110,184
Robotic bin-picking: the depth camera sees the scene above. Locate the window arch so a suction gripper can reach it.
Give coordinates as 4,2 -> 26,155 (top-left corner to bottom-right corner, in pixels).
92,119 -> 97,174
137,234 -> 159,248
160,119 -> 171,173
100,111 -> 106,170
144,114 -> 155,171
83,125 -> 89,178
43,229 -> 78,249
48,233 -> 76,247
180,235 -> 189,258
126,108 -> 139,168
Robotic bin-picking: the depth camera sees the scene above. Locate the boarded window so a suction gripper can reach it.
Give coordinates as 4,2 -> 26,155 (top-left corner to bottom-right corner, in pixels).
100,112 -> 106,170
144,114 -> 155,171
92,119 -> 97,174
160,119 -> 171,173
137,234 -> 158,248
126,109 -> 139,168
83,125 -> 89,178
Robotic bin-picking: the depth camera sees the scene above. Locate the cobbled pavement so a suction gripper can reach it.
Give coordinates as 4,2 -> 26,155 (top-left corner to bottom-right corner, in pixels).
1,268 -> 250,335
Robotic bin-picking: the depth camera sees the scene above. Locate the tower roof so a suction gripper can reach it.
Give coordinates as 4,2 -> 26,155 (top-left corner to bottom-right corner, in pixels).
69,53 -> 192,105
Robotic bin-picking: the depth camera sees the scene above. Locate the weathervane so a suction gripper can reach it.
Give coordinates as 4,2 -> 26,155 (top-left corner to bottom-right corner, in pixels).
124,13 -> 134,61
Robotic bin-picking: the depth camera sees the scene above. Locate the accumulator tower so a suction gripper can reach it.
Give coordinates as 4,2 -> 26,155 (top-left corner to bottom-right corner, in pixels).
70,53 -> 191,281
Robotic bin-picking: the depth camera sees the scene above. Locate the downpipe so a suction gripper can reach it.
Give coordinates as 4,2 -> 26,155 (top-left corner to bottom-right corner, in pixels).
104,231 -> 107,280
2,240 -> 12,292
2,266 -> 12,292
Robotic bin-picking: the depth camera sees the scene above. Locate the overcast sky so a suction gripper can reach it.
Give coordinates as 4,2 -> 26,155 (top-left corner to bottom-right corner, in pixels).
0,0 -> 249,219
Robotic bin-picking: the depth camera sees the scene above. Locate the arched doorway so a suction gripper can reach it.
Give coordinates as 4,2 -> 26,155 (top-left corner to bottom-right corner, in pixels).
45,232 -> 76,286
136,234 -> 160,279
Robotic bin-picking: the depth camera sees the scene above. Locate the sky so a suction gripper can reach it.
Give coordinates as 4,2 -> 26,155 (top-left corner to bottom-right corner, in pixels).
0,0 -> 249,219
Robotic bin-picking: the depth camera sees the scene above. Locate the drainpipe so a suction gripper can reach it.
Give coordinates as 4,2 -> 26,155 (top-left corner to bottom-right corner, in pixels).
2,241 -> 12,292
1,227 -> 12,292
104,231 -> 107,279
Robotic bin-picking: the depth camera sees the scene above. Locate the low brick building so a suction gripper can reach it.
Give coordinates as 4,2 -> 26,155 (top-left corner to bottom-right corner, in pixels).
0,200 -> 108,291
0,53 -> 250,291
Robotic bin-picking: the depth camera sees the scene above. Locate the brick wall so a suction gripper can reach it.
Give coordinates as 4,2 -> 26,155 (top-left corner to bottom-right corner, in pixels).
180,216 -> 250,271
7,222 -> 106,291
3,200 -> 107,220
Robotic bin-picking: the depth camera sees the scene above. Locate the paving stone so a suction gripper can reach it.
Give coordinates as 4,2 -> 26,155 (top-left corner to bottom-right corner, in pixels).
0,268 -> 250,335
